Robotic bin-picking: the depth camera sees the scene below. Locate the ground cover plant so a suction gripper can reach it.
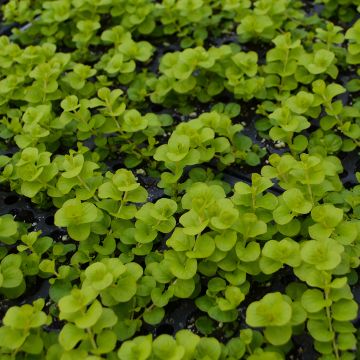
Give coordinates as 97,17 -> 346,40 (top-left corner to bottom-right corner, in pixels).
0,0 -> 360,359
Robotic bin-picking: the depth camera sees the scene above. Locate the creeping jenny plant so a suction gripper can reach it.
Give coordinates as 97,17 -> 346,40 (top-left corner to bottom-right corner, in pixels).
0,0 -> 360,359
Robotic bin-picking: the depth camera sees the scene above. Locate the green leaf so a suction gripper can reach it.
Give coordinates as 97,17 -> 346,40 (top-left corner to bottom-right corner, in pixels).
54,199 -> 98,227
175,330 -> 200,357
294,263 -> 331,288
264,325 -> 292,345
186,234 -> 215,259
217,286 -> 245,311
301,289 -> 328,313
112,169 -> 140,192
1,256 -> 23,289
3,302 -> 48,330
143,307 -> 165,325
282,188 -> 312,214
95,329 -> 117,354
261,238 -> 301,267
226,338 -> 246,359
59,323 -> 86,351
236,241 -> 260,262
210,201 -> 239,230
337,333 -> 357,351
166,135 -> 190,162
165,251 -> 197,280
286,91 -> 314,114
246,292 -> 292,327
0,215 -> 19,243
152,334 -> 185,360
0,327 -> 27,350
290,302 -> 307,325
311,204 -> 343,228
74,300 -> 103,329
61,95 -> 79,112
84,262 -> 113,291
93,308 -> 118,333
207,278 -> 226,294
325,83 -> 346,100
233,134 -> 252,151
67,223 -> 91,241
194,337 -> 221,360
259,256 -> 282,275
308,224 -> 332,241
195,316 -> 215,336
151,287 -> 174,307
291,135 -> 308,153
118,334 -> 152,360
234,213 -> 267,239
19,333 -> 43,354
123,110 -> 148,132
62,154 -> 84,178
108,274 -> 137,302
306,49 -> 335,74
331,299 -> 358,321
166,228 -> 195,252
301,239 -> 343,271
173,278 -> 195,298
215,230 -> 237,252
273,205 -> 294,225
179,210 -> 209,236
39,259 -> 56,274
307,319 -> 334,342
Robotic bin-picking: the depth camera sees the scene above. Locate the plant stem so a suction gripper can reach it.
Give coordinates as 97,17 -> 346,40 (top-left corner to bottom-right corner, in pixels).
86,327 -> 97,350
353,138 -> 360,148
76,175 -> 100,202
279,48 -> 289,92
324,287 -> 340,360
251,189 -> 256,210
117,191 -> 128,215
325,101 -> 342,127
246,344 -> 253,355
134,303 -> 156,321
307,183 -> 314,205
304,170 -> 314,204
11,348 -> 19,359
